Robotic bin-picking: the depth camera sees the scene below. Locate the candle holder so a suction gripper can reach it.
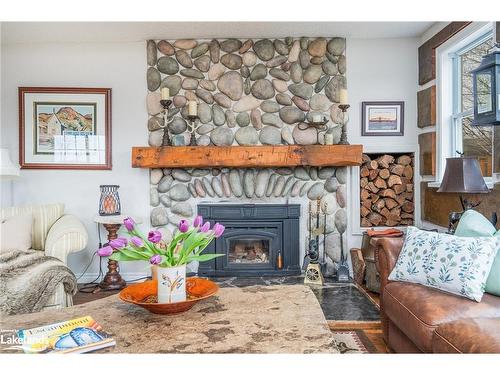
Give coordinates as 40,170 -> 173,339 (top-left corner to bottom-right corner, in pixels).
300,117 -> 329,130
159,99 -> 172,146
338,104 -> 350,145
187,115 -> 200,146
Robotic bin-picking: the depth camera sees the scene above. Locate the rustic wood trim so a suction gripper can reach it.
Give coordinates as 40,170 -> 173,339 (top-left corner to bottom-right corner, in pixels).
327,321 -> 381,330
418,132 -> 436,176
417,85 -> 436,128
418,22 -> 472,85
131,145 -> 363,168
421,182 -> 499,229
19,87 -> 112,170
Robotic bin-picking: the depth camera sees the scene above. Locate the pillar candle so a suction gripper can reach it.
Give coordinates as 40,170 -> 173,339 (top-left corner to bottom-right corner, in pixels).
161,87 -> 170,100
188,100 -> 198,116
339,89 -> 348,105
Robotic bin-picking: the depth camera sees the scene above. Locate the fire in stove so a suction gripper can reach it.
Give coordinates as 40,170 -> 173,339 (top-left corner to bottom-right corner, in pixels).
228,239 -> 270,264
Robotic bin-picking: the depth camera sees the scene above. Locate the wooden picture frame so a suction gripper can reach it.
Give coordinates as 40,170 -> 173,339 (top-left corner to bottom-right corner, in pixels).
19,87 -> 112,169
361,101 -> 405,137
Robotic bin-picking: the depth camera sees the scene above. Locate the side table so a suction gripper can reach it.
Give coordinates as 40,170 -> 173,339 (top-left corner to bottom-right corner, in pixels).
93,215 -> 141,293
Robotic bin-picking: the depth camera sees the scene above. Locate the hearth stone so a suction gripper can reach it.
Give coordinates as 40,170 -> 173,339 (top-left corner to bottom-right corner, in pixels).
175,51 -> 193,68
158,175 -> 174,193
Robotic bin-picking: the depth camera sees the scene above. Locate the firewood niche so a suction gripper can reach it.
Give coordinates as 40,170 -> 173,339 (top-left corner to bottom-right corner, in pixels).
360,153 -> 415,227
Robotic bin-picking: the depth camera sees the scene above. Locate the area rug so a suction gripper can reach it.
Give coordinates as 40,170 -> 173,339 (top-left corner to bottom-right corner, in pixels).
330,331 -> 372,353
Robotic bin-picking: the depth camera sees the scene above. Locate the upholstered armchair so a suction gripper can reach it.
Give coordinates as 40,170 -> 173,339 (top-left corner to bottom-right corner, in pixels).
0,203 -> 88,309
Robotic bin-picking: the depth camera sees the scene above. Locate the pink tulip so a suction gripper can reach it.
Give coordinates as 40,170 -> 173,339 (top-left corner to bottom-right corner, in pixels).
193,215 -> 203,228
123,217 -> 135,231
130,236 -> 143,247
178,219 -> 190,233
149,255 -> 162,265
200,222 -> 211,233
213,223 -> 225,238
109,237 -> 128,249
97,245 -> 113,257
148,230 -> 162,243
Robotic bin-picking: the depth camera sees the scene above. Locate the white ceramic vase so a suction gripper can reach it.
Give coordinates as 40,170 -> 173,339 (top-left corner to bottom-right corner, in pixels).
155,264 -> 187,303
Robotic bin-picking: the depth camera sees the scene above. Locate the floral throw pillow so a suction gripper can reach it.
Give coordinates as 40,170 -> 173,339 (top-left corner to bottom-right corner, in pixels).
388,226 -> 499,302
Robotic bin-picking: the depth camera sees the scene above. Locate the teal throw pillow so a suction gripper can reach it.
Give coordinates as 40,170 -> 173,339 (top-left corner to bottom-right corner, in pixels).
455,210 -> 500,296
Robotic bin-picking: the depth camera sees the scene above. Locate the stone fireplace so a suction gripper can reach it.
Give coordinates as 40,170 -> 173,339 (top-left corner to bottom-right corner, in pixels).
147,165 -> 350,276
141,36 -> 359,276
197,204 -> 300,277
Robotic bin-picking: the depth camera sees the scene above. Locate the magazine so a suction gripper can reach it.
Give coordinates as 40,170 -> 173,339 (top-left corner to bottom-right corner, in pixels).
16,315 -> 115,354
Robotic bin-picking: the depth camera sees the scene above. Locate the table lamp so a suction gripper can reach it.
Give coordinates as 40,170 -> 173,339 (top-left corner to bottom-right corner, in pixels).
437,157 -> 490,233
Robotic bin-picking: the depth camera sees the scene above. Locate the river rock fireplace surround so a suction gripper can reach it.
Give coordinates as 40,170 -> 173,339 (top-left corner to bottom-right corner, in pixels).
135,36 -> 364,277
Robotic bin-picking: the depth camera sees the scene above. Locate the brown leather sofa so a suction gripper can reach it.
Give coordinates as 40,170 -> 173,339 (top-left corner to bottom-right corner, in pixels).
373,237 -> 500,353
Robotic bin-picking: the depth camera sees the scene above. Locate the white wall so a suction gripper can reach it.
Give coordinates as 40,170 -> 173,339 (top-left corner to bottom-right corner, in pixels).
1,34 -> 419,279
0,40 -> 151,278
346,37 -> 419,248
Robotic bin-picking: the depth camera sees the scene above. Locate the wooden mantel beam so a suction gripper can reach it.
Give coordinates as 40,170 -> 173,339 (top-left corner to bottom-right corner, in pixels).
132,145 -> 363,168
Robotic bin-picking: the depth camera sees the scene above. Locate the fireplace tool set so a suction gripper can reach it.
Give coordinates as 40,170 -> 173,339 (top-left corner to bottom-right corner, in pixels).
303,198 -> 349,285
304,199 -> 327,285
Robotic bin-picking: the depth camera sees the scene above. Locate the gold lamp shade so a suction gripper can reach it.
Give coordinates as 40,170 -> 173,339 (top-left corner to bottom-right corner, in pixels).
437,157 -> 489,194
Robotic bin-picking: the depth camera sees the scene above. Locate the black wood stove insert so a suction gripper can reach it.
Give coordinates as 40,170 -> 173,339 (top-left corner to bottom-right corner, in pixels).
197,204 -> 301,277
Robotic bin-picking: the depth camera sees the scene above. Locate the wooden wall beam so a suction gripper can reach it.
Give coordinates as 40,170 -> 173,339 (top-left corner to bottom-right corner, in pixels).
418,132 -> 436,176
418,22 -> 472,85
417,85 -> 436,128
132,145 -> 363,168
421,182 -> 499,229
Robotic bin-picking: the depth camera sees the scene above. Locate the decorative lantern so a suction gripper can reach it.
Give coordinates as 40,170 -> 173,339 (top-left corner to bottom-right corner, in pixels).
472,44 -> 500,126
99,185 -> 121,216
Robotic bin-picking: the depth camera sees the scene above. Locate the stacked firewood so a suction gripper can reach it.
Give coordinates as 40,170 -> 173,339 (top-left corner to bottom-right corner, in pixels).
360,153 -> 414,227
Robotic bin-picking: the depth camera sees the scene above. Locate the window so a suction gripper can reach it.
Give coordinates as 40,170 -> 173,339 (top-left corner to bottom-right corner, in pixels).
451,32 -> 495,177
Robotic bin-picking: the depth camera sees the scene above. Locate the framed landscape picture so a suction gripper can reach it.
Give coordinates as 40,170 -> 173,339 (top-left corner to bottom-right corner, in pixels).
361,101 -> 404,136
19,87 -> 112,169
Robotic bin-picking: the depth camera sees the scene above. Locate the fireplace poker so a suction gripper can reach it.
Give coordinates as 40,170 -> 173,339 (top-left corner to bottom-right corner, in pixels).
323,202 -> 327,265
316,198 -> 320,264
308,200 -> 312,241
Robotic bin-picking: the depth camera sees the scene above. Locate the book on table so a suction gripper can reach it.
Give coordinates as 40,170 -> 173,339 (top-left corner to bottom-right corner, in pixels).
16,315 -> 115,354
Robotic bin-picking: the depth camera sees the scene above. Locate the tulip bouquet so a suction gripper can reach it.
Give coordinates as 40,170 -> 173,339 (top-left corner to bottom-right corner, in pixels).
97,215 -> 225,267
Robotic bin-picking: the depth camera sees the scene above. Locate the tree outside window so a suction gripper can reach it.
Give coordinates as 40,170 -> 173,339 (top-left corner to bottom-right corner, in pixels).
454,34 -> 495,177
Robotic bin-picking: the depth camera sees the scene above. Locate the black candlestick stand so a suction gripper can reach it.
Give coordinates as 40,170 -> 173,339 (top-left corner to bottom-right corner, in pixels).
160,99 -> 172,146
187,115 -> 200,146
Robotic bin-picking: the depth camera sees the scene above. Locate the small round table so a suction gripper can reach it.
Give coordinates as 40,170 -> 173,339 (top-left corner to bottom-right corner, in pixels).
93,215 -> 141,293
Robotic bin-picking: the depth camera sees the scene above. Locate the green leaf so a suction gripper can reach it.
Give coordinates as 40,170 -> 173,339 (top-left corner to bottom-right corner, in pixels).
109,252 -> 137,262
187,253 -> 225,263
119,248 -> 150,261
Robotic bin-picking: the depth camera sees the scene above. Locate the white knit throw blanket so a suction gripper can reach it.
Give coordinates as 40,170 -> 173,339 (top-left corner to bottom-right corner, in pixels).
0,249 -> 77,315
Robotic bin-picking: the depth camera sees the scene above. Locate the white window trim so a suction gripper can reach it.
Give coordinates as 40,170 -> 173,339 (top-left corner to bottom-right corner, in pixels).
434,21 -> 498,189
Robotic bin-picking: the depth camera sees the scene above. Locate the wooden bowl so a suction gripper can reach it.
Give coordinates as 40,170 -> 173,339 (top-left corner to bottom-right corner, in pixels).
119,277 -> 219,315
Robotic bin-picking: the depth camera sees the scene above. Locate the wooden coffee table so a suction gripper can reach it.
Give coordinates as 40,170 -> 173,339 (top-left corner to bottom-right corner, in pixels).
0,284 -> 338,354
